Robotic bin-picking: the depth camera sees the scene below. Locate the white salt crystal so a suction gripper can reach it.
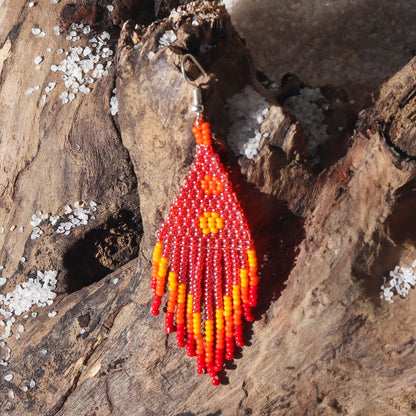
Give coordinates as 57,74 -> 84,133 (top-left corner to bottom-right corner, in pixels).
159,30 -> 177,47
22,386 -> 28,392
101,31 -> 110,40
0,227 -> 4,233
30,215 -> 41,226
79,85 -> 90,94
9,225 -> 15,231
29,379 -> 35,388
381,263 -> 416,302
59,92 -> 69,104
110,95 -> 118,116
0,271 -> 57,318
46,48 -> 52,52
8,389 -> 14,399
30,227 -> 43,240
80,328 -> 86,334
31,28 -> 41,36
0,265 -> 3,270
18,324 -> 24,333
0,278 -> 6,286
29,2 -> 35,7
20,257 -> 26,263
31,312 -> 37,318
148,51 -> 155,60
111,278 -> 119,285
49,215 -> 59,225
39,32 -> 46,38
284,88 -> 328,160
48,311 -> 57,318
226,85 -> 270,159
15,334 -> 20,340
18,227 -> 24,232
4,373 -> 12,381
107,4 -> 114,11
51,65 -> 58,72
83,26 -> 91,34
33,56 -> 43,65
40,349 -> 47,355
83,46 -> 92,56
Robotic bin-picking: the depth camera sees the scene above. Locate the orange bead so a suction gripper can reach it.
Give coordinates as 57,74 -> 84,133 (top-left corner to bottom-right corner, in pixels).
249,275 -> 259,286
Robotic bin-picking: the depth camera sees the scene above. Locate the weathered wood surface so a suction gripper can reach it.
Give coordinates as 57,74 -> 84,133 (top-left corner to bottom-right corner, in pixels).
0,1 -> 416,415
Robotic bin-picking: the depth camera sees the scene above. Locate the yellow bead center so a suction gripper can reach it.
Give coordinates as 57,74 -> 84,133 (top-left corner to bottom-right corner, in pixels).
199,211 -> 224,235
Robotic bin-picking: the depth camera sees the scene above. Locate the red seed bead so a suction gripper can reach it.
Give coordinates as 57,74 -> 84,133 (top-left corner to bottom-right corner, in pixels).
209,368 -> 217,378
165,312 -> 174,333
176,324 -> 186,347
151,295 -> 162,315
225,336 -> 234,360
197,354 -> 205,374
187,335 -> 196,357
211,376 -> 220,386
243,304 -> 254,322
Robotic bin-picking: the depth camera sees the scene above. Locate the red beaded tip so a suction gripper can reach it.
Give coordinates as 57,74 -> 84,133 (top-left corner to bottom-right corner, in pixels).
150,118 -> 259,385
211,376 -> 220,386
186,334 -> 196,357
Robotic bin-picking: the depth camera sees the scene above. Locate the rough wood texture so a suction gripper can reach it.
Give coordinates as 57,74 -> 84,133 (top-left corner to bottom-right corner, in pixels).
0,1 -> 416,415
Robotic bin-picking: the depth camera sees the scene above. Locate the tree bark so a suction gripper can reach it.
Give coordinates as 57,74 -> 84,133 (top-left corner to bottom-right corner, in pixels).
0,1 -> 416,415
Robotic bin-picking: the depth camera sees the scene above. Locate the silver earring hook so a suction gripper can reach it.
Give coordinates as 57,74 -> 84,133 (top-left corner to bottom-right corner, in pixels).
181,54 -> 208,86
181,54 -> 208,118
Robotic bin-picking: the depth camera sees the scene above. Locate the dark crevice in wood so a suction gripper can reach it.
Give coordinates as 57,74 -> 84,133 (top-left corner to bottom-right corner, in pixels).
63,208 -> 142,293
380,120 -> 416,162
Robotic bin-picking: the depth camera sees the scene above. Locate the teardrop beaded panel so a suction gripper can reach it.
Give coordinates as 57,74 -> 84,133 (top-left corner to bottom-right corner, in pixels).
151,120 -> 258,385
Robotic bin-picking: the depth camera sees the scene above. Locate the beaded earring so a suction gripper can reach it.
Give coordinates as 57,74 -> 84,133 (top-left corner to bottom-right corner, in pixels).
151,54 -> 258,386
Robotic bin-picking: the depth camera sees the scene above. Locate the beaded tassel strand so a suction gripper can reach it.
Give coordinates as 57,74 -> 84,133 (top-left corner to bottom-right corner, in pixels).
150,55 -> 259,385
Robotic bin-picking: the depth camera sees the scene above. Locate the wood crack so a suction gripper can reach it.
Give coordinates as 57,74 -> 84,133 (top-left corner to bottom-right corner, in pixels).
46,334 -> 109,416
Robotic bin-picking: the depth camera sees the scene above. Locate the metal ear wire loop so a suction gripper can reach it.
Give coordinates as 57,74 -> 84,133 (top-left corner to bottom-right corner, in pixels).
181,54 -> 208,119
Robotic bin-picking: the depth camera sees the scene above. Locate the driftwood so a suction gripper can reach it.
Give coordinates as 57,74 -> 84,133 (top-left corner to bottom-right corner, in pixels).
0,1 -> 416,415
